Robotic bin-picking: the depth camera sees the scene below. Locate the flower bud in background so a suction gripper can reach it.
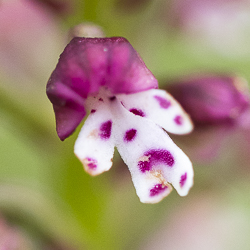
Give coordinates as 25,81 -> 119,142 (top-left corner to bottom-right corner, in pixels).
68,22 -> 105,40
166,75 -> 250,127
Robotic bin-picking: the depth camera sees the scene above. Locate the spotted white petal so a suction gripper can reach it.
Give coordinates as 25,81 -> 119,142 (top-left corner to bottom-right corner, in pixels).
110,100 -> 193,203
117,89 -> 193,134
132,172 -> 173,204
74,103 -> 115,176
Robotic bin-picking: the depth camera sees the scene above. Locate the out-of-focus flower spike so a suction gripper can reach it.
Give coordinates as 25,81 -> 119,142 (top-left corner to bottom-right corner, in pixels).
118,89 -> 193,135
166,75 -> 250,126
111,99 -> 193,203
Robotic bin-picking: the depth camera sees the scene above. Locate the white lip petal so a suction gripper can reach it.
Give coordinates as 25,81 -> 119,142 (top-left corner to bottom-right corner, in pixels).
111,100 -> 193,203
74,103 -> 115,176
117,89 -> 194,135
74,88 -> 194,203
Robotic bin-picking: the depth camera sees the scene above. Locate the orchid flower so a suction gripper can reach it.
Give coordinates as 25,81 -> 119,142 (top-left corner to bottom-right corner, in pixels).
46,37 -> 194,203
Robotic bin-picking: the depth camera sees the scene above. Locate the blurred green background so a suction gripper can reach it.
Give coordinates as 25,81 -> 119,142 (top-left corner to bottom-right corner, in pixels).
1,0 -> 250,249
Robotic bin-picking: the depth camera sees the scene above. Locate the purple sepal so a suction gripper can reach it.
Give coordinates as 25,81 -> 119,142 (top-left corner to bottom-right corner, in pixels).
166,75 -> 250,126
47,37 -> 158,140
49,37 -> 157,96
47,81 -> 86,140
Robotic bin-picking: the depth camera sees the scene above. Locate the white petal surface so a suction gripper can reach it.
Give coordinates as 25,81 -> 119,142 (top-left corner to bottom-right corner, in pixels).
74,102 -> 115,176
74,88 -> 194,203
109,100 -> 194,203
117,89 -> 193,134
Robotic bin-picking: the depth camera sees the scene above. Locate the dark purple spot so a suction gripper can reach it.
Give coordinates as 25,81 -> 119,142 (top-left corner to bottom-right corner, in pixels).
124,129 -> 137,142
91,109 -> 96,113
138,149 -> 175,173
86,158 -> 97,169
99,98 -> 103,102
138,161 -> 150,172
180,173 -> 187,187
150,184 -> 168,197
109,96 -> 116,101
99,120 -> 112,140
154,95 -> 171,109
174,115 -> 183,125
129,108 -> 145,117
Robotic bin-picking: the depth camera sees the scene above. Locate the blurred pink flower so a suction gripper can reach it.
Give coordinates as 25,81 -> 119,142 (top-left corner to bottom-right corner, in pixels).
0,0 -> 65,129
0,0 -> 64,91
166,74 -> 250,126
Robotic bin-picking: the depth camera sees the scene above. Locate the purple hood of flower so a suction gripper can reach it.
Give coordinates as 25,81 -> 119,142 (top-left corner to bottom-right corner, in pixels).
166,75 -> 250,126
46,37 -> 158,140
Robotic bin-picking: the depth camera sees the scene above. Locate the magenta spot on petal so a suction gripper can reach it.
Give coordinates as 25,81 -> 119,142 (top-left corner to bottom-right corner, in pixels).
86,158 -> 97,169
109,96 -> 116,101
138,149 -> 175,173
154,95 -> 171,109
129,108 -> 145,117
99,120 -> 112,140
180,172 -> 187,187
150,184 -> 168,197
138,161 -> 150,172
124,129 -> 137,142
91,109 -> 96,113
99,98 -> 103,102
174,115 -> 183,125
